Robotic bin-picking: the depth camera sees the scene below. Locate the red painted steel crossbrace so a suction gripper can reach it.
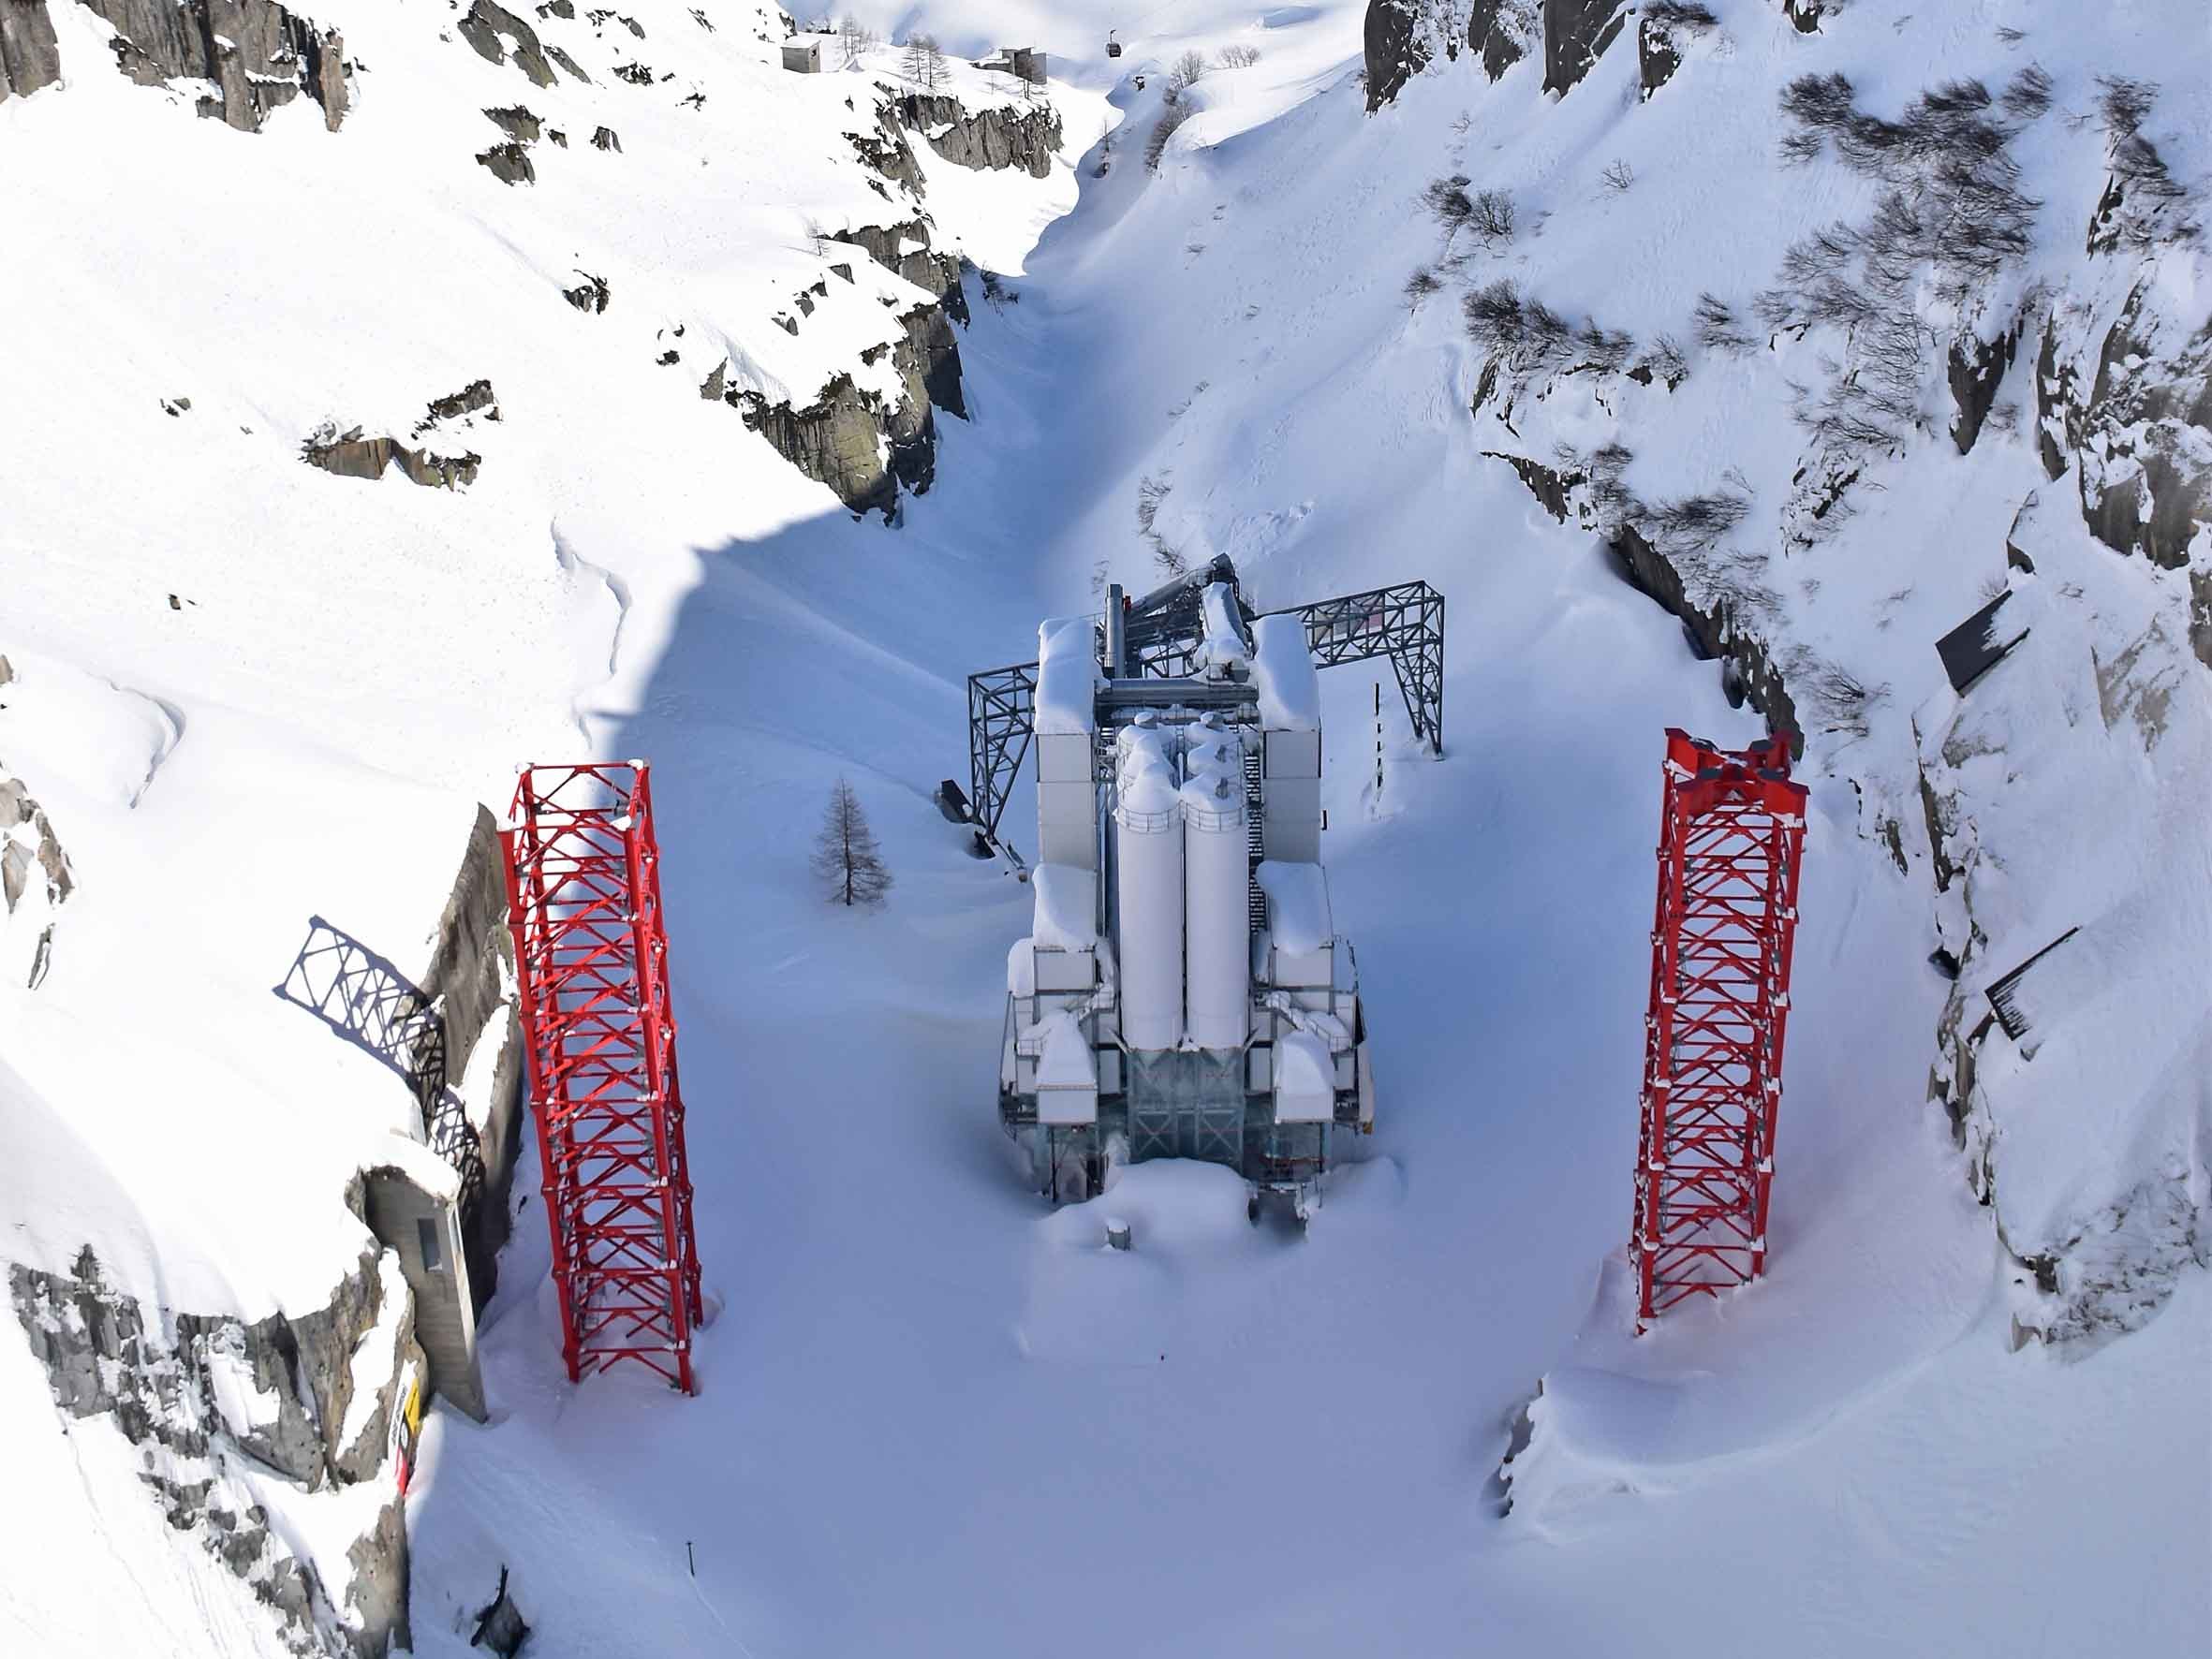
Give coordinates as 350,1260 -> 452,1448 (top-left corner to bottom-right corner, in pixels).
498,761 -> 703,1392
1631,729 -> 1806,1331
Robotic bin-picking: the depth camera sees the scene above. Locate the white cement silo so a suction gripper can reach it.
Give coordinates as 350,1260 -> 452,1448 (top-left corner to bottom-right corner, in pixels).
1181,763 -> 1250,1050
1113,725 -> 1185,1051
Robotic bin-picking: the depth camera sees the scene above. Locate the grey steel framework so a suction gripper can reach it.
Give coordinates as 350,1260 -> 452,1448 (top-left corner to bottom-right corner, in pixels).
962,559 -> 1443,852
966,660 -> 1040,857
1263,580 -> 1445,756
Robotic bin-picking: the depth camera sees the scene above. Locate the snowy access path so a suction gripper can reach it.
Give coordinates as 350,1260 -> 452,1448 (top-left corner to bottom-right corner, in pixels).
406,16 -> 2206,1658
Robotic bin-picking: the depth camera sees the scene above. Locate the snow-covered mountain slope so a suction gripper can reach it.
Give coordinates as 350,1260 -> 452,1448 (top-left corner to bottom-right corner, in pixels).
1358,0 -> 2210,1348
2,3 -> 1099,1651
4,0 -> 2205,1654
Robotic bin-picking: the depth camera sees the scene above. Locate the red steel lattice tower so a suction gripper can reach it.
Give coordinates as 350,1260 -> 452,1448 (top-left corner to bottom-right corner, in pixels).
1631,729 -> 1806,1330
498,761 -> 703,1392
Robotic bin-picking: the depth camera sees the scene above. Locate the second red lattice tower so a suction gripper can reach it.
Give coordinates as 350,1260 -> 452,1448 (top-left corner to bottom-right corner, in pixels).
1632,729 -> 1806,1329
499,760 -> 703,1392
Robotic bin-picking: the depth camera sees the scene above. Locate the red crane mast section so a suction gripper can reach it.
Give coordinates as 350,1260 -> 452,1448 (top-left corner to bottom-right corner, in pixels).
499,760 -> 702,1393
1632,729 -> 1806,1331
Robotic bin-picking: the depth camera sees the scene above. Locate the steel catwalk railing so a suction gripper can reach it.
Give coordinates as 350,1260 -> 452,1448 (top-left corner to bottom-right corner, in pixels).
498,761 -> 703,1392
1631,729 -> 1806,1331
963,577 -> 1444,846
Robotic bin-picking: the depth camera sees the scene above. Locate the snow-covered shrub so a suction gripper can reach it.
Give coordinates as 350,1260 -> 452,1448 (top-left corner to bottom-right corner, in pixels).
1144,100 -> 1194,172
1217,44 -> 1261,69
1136,474 -> 1183,572
1760,73 -> 2043,454
1164,50 -> 1207,105
1630,333 -> 1688,388
1464,280 -> 1641,382
1469,187 -> 1515,243
2087,75 -> 2198,251
1422,173 -> 1474,240
2000,63 -> 2053,120
1691,291 -> 1755,355
1644,0 -> 1717,25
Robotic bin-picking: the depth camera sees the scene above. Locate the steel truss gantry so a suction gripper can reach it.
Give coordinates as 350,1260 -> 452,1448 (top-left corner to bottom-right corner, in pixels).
1631,729 -> 1806,1331
966,662 -> 1039,859
963,559 -> 1443,852
499,761 -> 703,1392
1264,580 -> 1444,756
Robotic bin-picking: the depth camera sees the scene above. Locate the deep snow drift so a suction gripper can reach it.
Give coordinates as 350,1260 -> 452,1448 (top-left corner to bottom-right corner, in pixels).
2,1 -> 2205,1654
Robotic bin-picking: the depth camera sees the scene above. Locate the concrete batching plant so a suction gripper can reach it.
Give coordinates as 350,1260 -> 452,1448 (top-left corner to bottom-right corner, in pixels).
951,559 -> 1445,1218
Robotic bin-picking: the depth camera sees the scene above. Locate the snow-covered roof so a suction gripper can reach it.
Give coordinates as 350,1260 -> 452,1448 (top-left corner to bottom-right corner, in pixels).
1251,613 -> 1320,730
1036,615 -> 1100,735
1256,860 -> 1331,954
1273,1029 -> 1335,1122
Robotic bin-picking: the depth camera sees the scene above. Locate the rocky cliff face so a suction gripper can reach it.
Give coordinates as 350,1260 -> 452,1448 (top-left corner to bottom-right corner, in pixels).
418,805 -> 524,1306
0,0 -> 61,100
892,91 -> 1063,179
1373,0 -> 2211,1344
728,81 -> 1059,519
1540,0 -> 1626,96
80,0 -> 354,130
0,664 -> 72,991
1363,0 -> 1430,111
730,301 -> 962,521
11,1240 -> 421,1655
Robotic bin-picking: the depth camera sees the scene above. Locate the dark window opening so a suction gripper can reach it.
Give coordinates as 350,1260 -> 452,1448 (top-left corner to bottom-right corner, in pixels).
418,1216 -> 445,1272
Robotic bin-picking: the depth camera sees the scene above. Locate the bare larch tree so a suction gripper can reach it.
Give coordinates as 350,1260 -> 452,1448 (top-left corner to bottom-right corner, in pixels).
812,777 -> 892,907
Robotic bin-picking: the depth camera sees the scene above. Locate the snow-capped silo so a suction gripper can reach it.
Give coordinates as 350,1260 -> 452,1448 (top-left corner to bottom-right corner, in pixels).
1181,735 -> 1249,1050
1113,723 -> 1185,1051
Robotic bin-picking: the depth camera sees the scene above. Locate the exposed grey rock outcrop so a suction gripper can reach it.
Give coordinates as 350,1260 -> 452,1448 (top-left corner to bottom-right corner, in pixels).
730,301 -> 966,521
892,92 -> 1063,179
1949,320 -> 2020,455
471,1567 -> 531,1657
302,426 -> 482,489
484,104 -> 541,142
1483,450 -> 1804,747
1612,522 -> 1801,749
564,271 -> 611,312
77,0 -> 353,130
2038,290 -> 2212,577
1637,5 -> 1715,99
422,377 -> 497,427
1637,18 -> 1679,99
477,139 -> 536,184
1363,0 -> 1428,111
458,0 -> 556,87
1541,0 -> 1627,97
737,373 -> 908,520
0,734 -> 73,990
1466,1 -> 1529,81
0,0 -> 62,103
829,218 -> 967,323
11,1243 -> 420,1656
